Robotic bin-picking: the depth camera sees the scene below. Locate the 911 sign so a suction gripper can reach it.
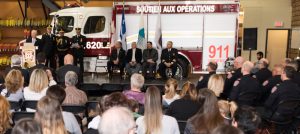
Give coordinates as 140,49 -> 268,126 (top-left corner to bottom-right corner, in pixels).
209,45 -> 229,59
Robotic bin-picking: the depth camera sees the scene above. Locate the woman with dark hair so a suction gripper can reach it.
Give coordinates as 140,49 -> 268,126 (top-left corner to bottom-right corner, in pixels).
166,81 -> 200,121
136,86 -> 179,134
11,118 -> 42,134
184,88 -> 224,134
34,96 -> 67,134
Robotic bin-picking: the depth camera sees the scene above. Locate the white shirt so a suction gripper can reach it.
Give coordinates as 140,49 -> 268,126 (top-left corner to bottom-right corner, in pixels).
136,115 -> 180,134
132,48 -> 136,62
62,111 -> 82,134
162,94 -> 180,105
23,80 -> 56,101
88,115 -> 101,129
1,88 -> 23,102
32,38 -> 36,44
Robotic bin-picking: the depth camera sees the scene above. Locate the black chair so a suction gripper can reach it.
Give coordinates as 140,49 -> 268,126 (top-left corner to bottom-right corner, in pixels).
62,105 -> 86,115
9,101 -> 22,111
22,100 -> 38,111
101,83 -> 123,95
78,83 -> 101,97
237,91 -> 261,106
12,112 -> 35,125
84,128 -> 99,134
177,120 -> 187,134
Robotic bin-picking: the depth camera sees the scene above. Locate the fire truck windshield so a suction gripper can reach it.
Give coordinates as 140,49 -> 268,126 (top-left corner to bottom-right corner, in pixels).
56,16 -> 74,33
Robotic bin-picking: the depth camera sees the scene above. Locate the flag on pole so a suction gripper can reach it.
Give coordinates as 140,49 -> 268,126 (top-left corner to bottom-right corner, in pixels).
110,6 -> 116,47
137,12 -> 146,49
154,12 -> 162,63
120,4 -> 127,50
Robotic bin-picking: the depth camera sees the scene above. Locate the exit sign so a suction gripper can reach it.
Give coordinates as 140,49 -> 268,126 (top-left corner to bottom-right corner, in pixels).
274,21 -> 284,27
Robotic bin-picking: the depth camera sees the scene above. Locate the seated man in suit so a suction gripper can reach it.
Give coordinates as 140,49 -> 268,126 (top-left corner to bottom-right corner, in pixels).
107,41 -> 126,78
125,42 -> 142,75
26,29 -> 43,54
28,52 -> 55,78
142,41 -> 158,79
158,41 -> 178,78
56,54 -> 82,85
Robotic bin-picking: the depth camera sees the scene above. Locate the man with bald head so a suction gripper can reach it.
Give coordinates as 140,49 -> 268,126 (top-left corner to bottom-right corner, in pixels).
26,29 -> 43,54
221,56 -> 244,99
56,54 -> 82,85
229,61 -> 261,106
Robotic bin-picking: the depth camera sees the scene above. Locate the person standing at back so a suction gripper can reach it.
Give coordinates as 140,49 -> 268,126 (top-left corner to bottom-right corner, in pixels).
26,29 -> 43,54
71,28 -> 86,73
41,25 -> 56,69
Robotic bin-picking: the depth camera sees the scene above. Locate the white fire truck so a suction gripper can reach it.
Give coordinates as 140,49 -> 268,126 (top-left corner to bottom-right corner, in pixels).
47,1 -> 239,78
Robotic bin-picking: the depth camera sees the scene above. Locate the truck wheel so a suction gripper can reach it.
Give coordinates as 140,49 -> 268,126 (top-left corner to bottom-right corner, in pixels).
164,59 -> 188,79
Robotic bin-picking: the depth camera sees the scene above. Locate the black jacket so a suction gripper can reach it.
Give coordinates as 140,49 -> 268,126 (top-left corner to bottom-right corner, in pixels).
161,48 -> 178,63
26,37 -> 43,54
143,48 -> 158,62
110,48 -> 126,63
196,71 -> 216,90
261,75 -> 282,102
165,98 -> 200,121
56,36 -> 70,52
71,34 -> 86,55
41,33 -> 56,57
126,48 -> 142,64
253,68 -> 272,84
56,64 -> 82,85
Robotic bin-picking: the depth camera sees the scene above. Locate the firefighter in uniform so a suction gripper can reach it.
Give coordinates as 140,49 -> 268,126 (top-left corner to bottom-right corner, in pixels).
229,61 -> 261,106
252,58 -> 272,84
71,28 -> 86,73
56,29 -> 70,67
41,25 -> 56,69
158,41 -> 178,78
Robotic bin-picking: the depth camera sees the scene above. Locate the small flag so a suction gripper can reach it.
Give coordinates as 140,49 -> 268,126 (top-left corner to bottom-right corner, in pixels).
154,12 -> 162,64
119,4 -> 127,50
110,7 -> 116,47
137,12 -> 146,49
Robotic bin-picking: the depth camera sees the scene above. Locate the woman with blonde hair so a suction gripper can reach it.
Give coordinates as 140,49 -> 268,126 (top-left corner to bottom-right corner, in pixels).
208,74 -> 224,97
1,69 -> 24,102
136,86 -> 180,134
166,81 -> 200,121
218,100 -> 238,124
0,95 -> 11,134
24,69 -> 56,101
163,78 -> 180,106
35,96 -> 67,134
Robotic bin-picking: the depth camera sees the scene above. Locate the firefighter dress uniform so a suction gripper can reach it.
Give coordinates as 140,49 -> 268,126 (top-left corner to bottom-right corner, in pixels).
71,28 -> 86,73
56,29 -> 70,67
41,25 -> 56,69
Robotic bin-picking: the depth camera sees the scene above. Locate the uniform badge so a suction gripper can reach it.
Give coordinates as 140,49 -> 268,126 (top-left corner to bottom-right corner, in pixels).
199,76 -> 203,81
263,80 -> 269,86
271,86 -> 277,93
233,79 -> 240,86
253,75 -> 256,78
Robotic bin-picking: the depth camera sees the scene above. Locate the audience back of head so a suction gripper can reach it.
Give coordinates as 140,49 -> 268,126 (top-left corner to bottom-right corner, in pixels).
29,69 -> 49,92
179,81 -> 198,101
212,124 -> 244,134
46,85 -> 66,104
233,106 -> 261,134
164,78 -> 178,98
208,74 -> 224,97
5,69 -> 23,93
64,54 -> 74,65
130,73 -> 145,90
12,118 -> 42,134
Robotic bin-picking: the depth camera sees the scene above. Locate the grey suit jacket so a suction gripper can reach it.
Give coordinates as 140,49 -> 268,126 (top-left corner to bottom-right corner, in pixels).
143,48 -> 158,62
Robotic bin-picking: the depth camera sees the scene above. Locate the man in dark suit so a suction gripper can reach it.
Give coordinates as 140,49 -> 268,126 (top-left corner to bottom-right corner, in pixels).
41,25 -> 56,69
142,41 -> 158,79
71,28 -> 86,73
26,29 -> 43,54
107,41 -> 126,78
28,52 -> 55,79
5,55 -> 30,86
56,54 -> 82,85
196,61 -> 217,90
125,42 -> 142,75
253,58 -> 272,84
158,41 -> 178,78
56,29 -> 70,67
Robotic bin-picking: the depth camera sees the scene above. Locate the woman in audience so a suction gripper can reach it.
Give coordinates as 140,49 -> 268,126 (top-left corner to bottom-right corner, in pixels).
185,88 -> 224,134
1,69 -> 24,102
162,78 -> 180,106
218,100 -> 238,124
212,124 -> 244,134
46,85 -> 82,134
136,86 -> 180,134
208,74 -> 224,98
166,81 -> 200,121
123,73 -> 145,104
34,96 -> 67,134
11,118 -> 42,134
0,95 -> 11,134
24,69 -> 56,101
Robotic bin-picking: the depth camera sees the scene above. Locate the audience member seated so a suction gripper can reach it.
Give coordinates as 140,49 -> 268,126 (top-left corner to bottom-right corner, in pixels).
196,61 -> 217,89
107,41 -> 126,78
253,58 -> 272,84
263,66 -> 300,121
0,95 -> 11,134
35,96 -> 68,134
261,64 -> 283,103
0,71 -> 5,84
88,92 -> 130,130
46,85 -> 82,134
142,41 -> 158,79
184,89 -> 224,134
5,54 -> 30,86
218,100 -> 237,124
98,107 -> 136,134
136,86 -> 180,134
286,60 -> 300,87
128,99 -> 142,119
212,124 -> 244,134
208,74 -> 224,98
11,118 -> 42,134
166,81 -> 200,121
1,69 -> 24,102
28,52 -> 55,77
123,73 -> 145,104
63,71 -> 87,105
232,106 -> 261,134
222,56 -> 244,99
158,41 -> 178,78
125,42 -> 142,75
56,54 -> 82,85
162,78 -> 180,107
24,69 -> 56,101
229,61 -> 261,106
281,58 -> 292,67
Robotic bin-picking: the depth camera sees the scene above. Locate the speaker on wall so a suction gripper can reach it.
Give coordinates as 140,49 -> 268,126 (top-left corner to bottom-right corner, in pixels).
243,28 -> 258,50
